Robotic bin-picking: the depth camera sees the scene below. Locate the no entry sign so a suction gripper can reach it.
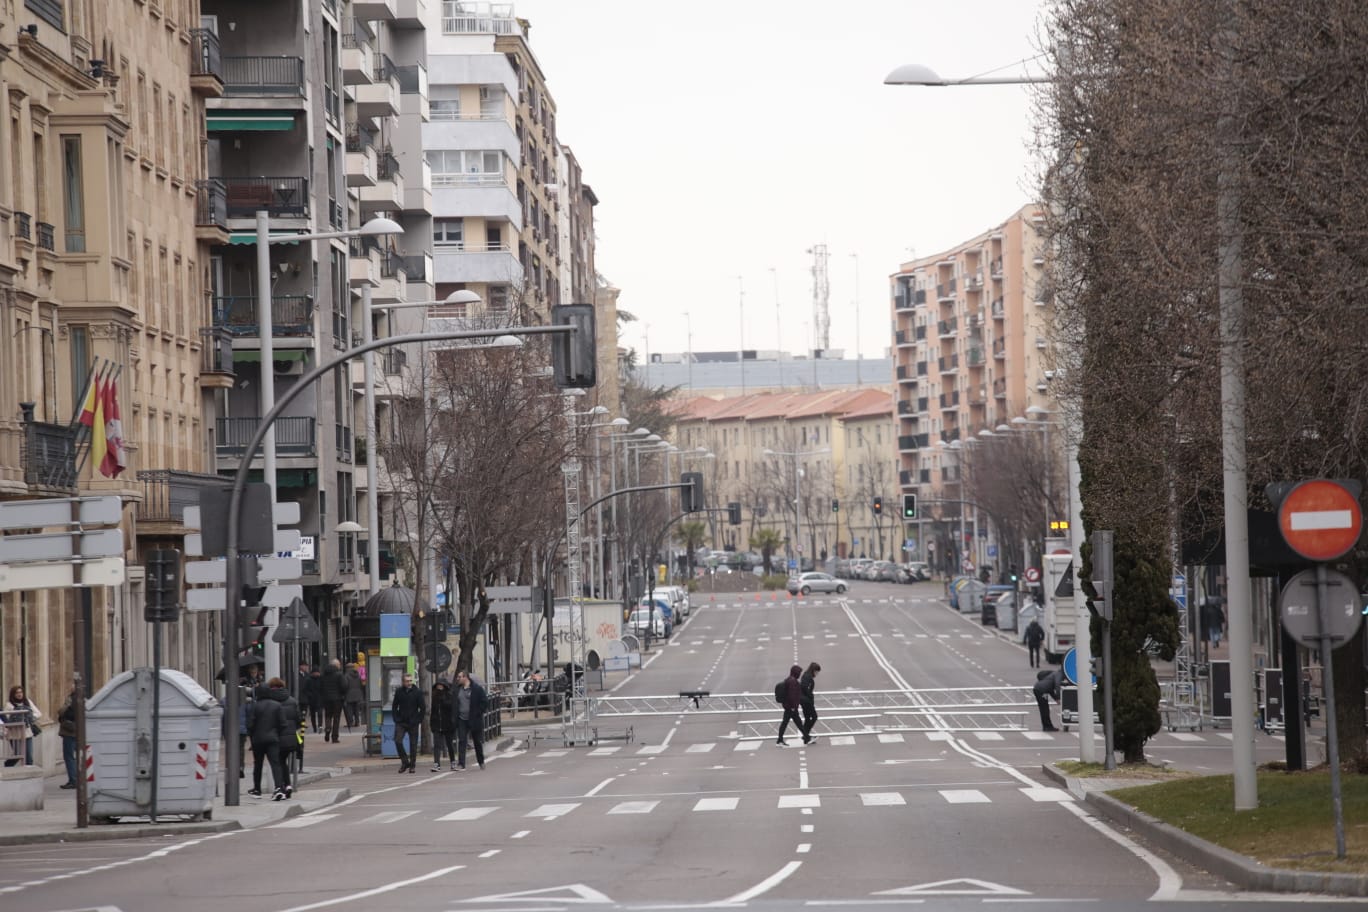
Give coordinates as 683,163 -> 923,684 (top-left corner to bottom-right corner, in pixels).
1277,480 -> 1362,562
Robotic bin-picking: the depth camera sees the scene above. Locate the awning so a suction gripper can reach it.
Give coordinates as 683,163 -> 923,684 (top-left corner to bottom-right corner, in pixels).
207,112 -> 297,132
227,230 -> 306,245
231,349 -> 308,363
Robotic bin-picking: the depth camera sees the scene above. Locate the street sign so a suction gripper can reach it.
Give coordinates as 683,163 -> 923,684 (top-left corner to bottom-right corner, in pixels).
1277,479 -> 1363,562
1024,567 -> 1041,584
0,495 -> 121,530
1171,573 -> 1187,610
0,527 -> 124,563
0,557 -> 126,592
987,545 -> 997,558
1279,569 -> 1362,648
1061,647 -> 1096,686
485,585 -> 536,613
272,598 -> 322,643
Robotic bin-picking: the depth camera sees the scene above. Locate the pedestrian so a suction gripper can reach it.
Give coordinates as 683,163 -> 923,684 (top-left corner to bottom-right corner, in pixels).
430,679 -> 456,771
776,664 -> 802,746
57,687 -> 79,788
3,684 -> 42,767
343,662 -> 365,730
319,659 -> 345,743
798,662 -> 821,744
1201,596 -> 1226,649
246,682 -> 289,800
301,665 -> 322,733
391,673 -> 425,773
270,678 -> 302,798
1033,667 -> 1063,732
452,670 -> 487,769
1025,618 -> 1045,669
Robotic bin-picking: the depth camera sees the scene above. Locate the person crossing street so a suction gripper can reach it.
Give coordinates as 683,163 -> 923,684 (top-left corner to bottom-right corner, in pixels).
798,662 -> 821,745
391,673 -> 425,773
452,670 -> 487,770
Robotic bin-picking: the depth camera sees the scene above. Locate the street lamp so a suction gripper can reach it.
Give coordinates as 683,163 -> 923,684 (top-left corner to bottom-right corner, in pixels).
251,212 -> 402,681
359,288 -> 482,598
763,447 -> 829,571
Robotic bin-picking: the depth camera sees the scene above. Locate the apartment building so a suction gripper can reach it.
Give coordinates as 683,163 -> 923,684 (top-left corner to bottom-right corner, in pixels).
889,203 -> 1054,569
667,389 -> 897,563
0,2 -> 222,721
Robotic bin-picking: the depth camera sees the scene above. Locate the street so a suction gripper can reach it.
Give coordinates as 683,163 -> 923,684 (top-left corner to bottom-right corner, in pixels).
0,581 -> 1312,912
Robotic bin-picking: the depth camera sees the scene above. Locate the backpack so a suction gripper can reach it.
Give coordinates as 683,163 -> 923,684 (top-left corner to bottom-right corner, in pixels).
774,680 -> 787,705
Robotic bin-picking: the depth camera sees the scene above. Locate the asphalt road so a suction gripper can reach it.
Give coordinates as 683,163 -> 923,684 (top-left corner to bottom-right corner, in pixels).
0,580 -> 1318,912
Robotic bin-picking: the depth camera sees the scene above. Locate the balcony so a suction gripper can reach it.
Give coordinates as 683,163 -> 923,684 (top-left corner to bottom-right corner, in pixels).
898,435 -> 919,452
353,0 -> 395,19
993,377 -> 1008,398
894,329 -> 911,347
346,144 -> 377,187
966,347 -> 985,367
199,326 -> 236,388
938,354 -> 958,375
359,155 -> 404,214
216,416 -> 316,457
375,252 -> 408,303
402,160 -> 432,214
394,0 -> 427,28
335,424 -> 354,464
937,318 -> 957,338
349,241 -> 381,287
990,257 -> 1004,280
895,365 -> 912,383
190,29 -> 225,97
432,245 -> 522,285
991,298 -> 1005,319
897,399 -> 915,415
899,470 -> 914,486
381,348 -> 407,376
354,58 -> 400,119
194,178 -> 230,244
398,253 -> 431,285
939,391 -> 960,410
36,222 -> 54,252
340,26 -> 374,85
218,176 -> 309,220
213,295 -> 315,337
993,338 -> 1006,359
21,416 -> 79,490
222,56 -> 305,97
136,470 -> 225,528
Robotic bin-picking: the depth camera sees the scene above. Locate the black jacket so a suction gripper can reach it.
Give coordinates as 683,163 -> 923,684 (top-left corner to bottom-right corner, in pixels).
272,687 -> 302,751
798,670 -> 817,708
1033,668 -> 1063,700
782,665 -> 802,711
302,671 -> 322,708
246,687 -> 287,748
1025,620 -> 1045,647
391,684 -> 426,726
452,679 -> 489,730
430,683 -> 454,733
319,664 -> 345,704
343,668 -> 365,703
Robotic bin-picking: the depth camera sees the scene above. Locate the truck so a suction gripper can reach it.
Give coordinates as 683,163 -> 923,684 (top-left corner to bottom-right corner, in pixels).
1039,540 -> 1077,664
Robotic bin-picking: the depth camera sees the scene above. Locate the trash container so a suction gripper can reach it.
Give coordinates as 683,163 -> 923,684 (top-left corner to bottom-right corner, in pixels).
995,591 -> 1018,631
86,667 -> 223,822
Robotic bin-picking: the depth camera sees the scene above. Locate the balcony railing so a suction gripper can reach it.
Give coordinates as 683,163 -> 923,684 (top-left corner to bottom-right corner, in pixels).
136,469 -> 225,524
213,295 -> 315,336
22,417 -> 79,489
379,251 -> 403,278
441,2 -> 525,37
398,255 -> 427,282
200,325 -> 235,375
381,348 -> 407,376
191,28 -> 222,80
335,424 -> 353,463
216,416 -> 316,456
223,56 -> 305,96
14,211 -> 31,240
376,150 -> 401,180
195,178 -> 228,229
218,176 -> 310,218
346,122 -> 375,153
36,222 -> 55,251
373,53 -> 399,85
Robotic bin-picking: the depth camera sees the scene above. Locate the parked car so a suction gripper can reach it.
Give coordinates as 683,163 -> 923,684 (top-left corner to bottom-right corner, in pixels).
905,561 -> 931,581
787,571 -> 849,595
655,585 -> 690,620
626,605 -> 667,638
869,560 -> 900,582
849,559 -> 875,580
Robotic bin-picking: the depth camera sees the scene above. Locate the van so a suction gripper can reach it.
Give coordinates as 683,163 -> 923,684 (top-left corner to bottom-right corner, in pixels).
655,585 -> 689,620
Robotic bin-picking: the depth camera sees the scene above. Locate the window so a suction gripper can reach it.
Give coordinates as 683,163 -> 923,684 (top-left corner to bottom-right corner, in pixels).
426,149 -> 502,186
70,326 -> 89,396
486,224 -> 502,249
487,285 -> 509,315
430,99 -> 460,121
61,136 -> 85,252
479,85 -> 501,117
433,218 -> 464,248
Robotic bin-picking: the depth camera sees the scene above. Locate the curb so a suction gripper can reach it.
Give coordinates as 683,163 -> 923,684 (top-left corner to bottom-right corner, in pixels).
1042,764 -> 1368,897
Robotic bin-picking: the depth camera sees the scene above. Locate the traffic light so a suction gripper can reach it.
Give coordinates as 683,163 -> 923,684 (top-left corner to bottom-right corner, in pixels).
144,548 -> 182,623
727,502 -> 742,525
1088,655 -> 1104,682
831,498 -> 839,513
872,496 -> 883,516
901,493 -> 917,520
423,611 -> 448,643
680,472 -> 704,512
550,304 -> 597,389
241,607 -> 270,657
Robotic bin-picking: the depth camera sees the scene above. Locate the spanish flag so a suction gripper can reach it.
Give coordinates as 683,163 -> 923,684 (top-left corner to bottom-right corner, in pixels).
78,377 -> 108,473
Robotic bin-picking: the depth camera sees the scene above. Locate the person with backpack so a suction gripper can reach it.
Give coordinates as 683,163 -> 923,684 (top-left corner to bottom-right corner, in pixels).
1024,618 -> 1045,669
1033,667 -> 1063,731
798,662 -> 821,745
775,664 -> 803,746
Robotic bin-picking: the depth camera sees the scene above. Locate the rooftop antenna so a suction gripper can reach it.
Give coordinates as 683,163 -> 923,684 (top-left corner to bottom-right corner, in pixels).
806,244 -> 830,354
770,266 -> 783,389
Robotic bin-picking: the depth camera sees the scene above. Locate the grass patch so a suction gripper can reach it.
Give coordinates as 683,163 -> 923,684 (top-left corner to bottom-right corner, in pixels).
1055,760 -> 1193,781
1110,769 -> 1368,874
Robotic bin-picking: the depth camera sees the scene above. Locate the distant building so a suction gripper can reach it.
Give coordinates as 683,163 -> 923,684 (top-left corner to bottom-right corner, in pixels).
634,351 -> 893,398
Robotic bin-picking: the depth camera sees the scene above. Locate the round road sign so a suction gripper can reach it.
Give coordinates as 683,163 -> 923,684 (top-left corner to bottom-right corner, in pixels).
1278,569 -> 1362,648
1025,567 -> 1041,584
1278,479 -> 1362,562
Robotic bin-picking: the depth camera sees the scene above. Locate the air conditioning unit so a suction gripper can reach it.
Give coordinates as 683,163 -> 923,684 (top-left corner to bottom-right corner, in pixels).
274,358 -> 306,376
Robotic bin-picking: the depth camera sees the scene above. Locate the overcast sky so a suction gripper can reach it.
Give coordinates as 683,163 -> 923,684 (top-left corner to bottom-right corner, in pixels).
510,0 -> 1050,362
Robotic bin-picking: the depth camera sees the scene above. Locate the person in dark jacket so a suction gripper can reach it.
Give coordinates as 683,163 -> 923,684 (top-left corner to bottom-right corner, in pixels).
270,680 -> 302,798
319,659 -> 345,743
302,665 -> 322,733
246,682 -> 289,799
452,670 -> 487,770
430,680 -> 456,771
57,687 -> 79,789
391,673 -> 425,773
776,664 -> 803,746
343,663 -> 365,731
1033,667 -> 1063,731
798,662 -> 821,745
1025,619 -> 1045,669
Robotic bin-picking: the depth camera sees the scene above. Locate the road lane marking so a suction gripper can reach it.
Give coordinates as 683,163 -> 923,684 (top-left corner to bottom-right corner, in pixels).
637,744 -> 667,754
588,747 -> 621,756
1169,732 -> 1203,742
1059,800 -> 1181,900
722,860 -> 802,903
779,794 -> 821,808
438,807 -> 497,821
685,743 -> 715,753
733,741 -> 762,751
584,778 -> 615,797
860,793 -> 906,806
608,800 -> 659,814
693,797 -> 739,811
939,790 -> 990,804
876,733 -> 905,743
510,830 -> 531,839
478,850 -> 500,859
272,864 -> 464,912
526,803 -> 580,819
972,732 -> 1004,742
797,843 -> 812,853
1021,787 -> 1073,803
356,811 -> 419,825
827,735 -> 856,746
271,814 -> 338,828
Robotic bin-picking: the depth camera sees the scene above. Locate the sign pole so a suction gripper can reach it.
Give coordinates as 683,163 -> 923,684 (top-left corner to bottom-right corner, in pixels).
1315,562 -> 1346,859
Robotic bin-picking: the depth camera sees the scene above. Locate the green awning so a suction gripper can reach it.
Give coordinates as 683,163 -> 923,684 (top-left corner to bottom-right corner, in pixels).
228,231 -> 305,245
207,113 -> 297,132
232,349 -> 308,363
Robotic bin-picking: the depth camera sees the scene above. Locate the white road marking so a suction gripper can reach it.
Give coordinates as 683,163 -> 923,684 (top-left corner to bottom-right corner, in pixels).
272,864 -> 464,912
733,740 -> 763,751
723,860 -> 803,903
438,807 -> 497,821
478,850 -> 500,859
637,745 -> 667,754
1021,787 -> 1074,803
526,803 -> 580,819
1169,732 -> 1203,742
271,814 -> 338,828
685,743 -> 715,753
1059,800 -> 1181,901
608,800 -> 659,814
510,830 -> 531,839
877,733 -> 905,743
584,778 -> 615,797
939,790 -> 990,804
827,735 -> 856,746
972,732 -> 1004,742
356,811 -> 419,826
778,794 -> 821,808
1021,732 -> 1055,741
860,792 -> 906,806
801,824 -> 814,833
694,797 -> 740,811
797,843 -> 812,853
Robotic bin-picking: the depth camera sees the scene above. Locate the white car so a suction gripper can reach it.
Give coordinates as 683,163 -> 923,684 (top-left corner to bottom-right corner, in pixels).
626,606 -> 667,638
655,585 -> 690,619
787,572 -> 849,595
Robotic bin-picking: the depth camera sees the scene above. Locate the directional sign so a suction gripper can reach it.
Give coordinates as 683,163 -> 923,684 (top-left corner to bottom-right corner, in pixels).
485,585 -> 535,613
0,528 -> 124,563
1277,479 -> 1362,562
0,495 -> 122,530
0,557 -> 126,592
1279,569 -> 1362,648
1061,646 -> 1095,686
186,582 -> 303,612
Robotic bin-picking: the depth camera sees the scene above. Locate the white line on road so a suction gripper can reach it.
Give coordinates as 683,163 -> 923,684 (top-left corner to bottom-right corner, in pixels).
797,844 -> 812,853
1059,800 -> 1181,901
271,814 -> 338,828
609,800 -> 660,814
721,860 -> 802,904
510,830 -> 531,839
939,789 -> 990,804
584,778 -> 615,797
478,850 -> 501,859
272,864 -> 464,912
438,807 -> 497,821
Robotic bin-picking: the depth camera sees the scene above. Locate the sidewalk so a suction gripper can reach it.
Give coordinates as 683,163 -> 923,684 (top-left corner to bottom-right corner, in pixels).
0,723 -> 516,847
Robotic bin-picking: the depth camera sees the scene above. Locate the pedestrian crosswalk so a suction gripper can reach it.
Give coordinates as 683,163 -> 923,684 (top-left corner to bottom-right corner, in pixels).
269,786 -> 1071,829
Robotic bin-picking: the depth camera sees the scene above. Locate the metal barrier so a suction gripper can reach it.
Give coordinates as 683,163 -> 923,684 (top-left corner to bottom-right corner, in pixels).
2,708 -> 34,766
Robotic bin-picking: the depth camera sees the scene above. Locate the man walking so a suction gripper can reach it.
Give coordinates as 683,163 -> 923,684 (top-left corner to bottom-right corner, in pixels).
57,686 -> 79,789
391,673 -> 425,773
246,682 -> 289,800
452,670 -> 487,770
430,679 -> 456,771
320,659 -> 345,743
776,664 -> 803,746
798,662 -> 821,745
1025,618 -> 1045,669
343,662 -> 365,731
1033,667 -> 1063,732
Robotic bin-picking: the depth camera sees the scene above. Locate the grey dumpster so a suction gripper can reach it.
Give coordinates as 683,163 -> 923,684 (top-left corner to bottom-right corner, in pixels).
995,591 -> 1018,631
86,668 -> 223,822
